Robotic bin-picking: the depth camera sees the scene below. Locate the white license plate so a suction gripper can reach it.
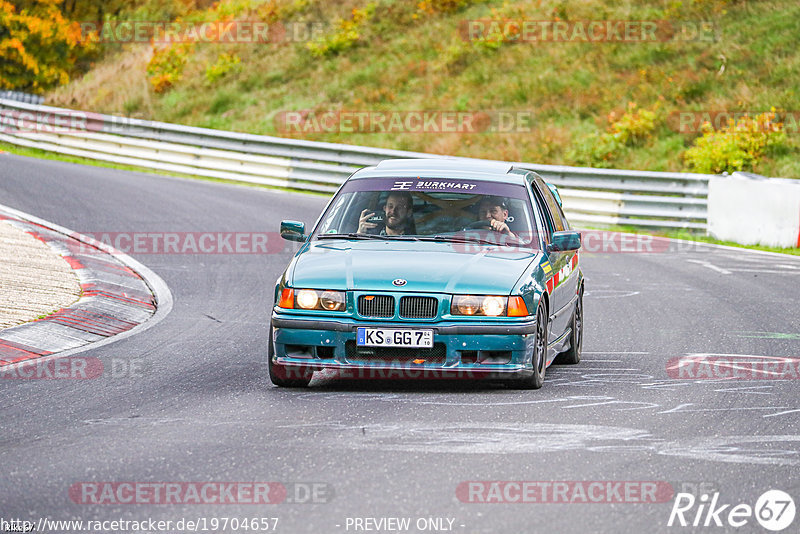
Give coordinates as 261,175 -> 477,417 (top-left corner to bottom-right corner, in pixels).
357,328 -> 433,348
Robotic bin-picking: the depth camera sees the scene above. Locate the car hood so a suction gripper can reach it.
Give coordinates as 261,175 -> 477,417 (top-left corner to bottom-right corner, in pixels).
290,240 -> 540,293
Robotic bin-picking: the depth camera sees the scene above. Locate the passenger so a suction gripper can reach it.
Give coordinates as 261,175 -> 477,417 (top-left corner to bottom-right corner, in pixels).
477,196 -> 516,238
357,191 -> 414,235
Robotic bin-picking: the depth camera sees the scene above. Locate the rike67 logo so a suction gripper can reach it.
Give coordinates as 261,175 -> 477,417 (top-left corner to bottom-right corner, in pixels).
668,489 -> 795,531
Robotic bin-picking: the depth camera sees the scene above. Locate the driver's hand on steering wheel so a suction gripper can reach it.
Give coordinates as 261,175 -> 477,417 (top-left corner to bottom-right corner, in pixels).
488,218 -> 514,236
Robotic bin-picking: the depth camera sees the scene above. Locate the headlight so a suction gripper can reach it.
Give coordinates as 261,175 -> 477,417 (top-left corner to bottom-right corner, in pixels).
451,295 -> 508,316
296,289 -> 319,310
455,295 -> 481,315
481,296 -> 506,317
319,290 -> 346,311
277,288 -> 346,311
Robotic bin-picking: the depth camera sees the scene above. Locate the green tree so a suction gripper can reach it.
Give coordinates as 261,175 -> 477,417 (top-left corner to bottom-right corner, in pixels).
0,0 -> 96,93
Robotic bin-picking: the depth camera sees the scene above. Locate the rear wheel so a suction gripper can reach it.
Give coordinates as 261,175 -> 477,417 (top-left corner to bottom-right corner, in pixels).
513,302 -> 547,390
268,322 -> 312,387
555,288 -> 583,365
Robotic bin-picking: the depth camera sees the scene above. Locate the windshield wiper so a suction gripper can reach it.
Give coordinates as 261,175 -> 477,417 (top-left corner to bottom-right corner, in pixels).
317,233 -> 380,240
316,233 -> 419,241
416,235 -> 499,246
317,233 -> 522,247
419,235 -> 533,248
378,235 -> 420,241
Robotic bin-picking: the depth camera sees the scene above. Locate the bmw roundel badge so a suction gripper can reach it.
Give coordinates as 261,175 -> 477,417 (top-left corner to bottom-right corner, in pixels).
392,278 -> 407,287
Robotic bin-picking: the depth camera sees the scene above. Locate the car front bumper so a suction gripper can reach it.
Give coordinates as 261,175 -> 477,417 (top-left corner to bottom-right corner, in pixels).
271,312 -> 538,380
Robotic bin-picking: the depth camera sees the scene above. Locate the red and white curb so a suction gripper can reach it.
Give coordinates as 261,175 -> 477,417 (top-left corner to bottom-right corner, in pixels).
0,204 -> 172,368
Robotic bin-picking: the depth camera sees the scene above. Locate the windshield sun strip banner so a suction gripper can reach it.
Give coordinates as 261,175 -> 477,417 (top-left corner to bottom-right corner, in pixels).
341,177 -> 526,197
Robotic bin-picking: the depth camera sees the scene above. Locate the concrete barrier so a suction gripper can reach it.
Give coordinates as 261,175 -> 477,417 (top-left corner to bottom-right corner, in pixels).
708,172 -> 800,248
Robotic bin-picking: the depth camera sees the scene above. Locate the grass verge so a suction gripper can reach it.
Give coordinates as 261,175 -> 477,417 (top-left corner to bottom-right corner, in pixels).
45,0 -> 800,178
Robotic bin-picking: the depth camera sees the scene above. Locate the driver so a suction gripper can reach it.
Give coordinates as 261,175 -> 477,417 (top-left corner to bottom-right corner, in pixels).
477,196 -> 515,238
357,191 -> 414,235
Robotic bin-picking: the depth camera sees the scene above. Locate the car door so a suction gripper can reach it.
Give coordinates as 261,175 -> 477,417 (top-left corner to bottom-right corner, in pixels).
529,175 -> 578,341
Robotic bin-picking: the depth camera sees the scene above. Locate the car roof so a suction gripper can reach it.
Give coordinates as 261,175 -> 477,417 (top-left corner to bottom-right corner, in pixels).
350,158 -> 530,184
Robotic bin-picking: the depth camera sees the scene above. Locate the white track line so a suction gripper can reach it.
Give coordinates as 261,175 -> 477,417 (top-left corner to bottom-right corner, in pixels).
582,351 -> 649,354
686,259 -> 732,274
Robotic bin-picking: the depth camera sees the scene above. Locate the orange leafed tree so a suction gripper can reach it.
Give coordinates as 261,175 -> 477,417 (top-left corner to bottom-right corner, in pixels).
0,0 -> 94,93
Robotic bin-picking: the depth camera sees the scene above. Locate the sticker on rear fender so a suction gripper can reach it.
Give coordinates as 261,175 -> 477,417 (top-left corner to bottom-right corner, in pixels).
357,328 -> 433,348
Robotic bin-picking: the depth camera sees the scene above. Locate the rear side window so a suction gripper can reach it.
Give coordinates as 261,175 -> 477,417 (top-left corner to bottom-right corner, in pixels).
534,177 -> 567,232
525,178 -> 551,239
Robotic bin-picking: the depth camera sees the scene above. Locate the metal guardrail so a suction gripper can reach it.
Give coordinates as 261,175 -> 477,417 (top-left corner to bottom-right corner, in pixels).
0,91 -> 45,105
0,98 -> 711,229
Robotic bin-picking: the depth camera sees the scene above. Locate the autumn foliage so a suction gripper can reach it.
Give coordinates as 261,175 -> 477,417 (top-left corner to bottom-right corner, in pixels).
0,0 -> 95,93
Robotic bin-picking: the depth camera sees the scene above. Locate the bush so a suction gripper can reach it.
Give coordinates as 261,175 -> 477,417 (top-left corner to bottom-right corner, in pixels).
306,3 -> 375,57
567,130 -> 624,168
608,103 -> 657,146
205,53 -> 242,84
255,0 -> 310,23
469,2 -> 526,51
567,103 -> 658,167
123,0 -> 194,22
683,111 -> 787,174
146,43 -> 193,93
415,0 -> 473,16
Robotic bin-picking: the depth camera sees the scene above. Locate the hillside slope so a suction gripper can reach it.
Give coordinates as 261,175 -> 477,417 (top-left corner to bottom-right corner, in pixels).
48,0 -> 800,177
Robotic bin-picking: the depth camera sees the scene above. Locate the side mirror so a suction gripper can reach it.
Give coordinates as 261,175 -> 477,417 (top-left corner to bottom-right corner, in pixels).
546,182 -> 563,207
547,231 -> 581,252
280,220 -> 306,242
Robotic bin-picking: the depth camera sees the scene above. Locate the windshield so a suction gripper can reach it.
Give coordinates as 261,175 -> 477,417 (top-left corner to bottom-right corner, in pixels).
312,176 -> 539,249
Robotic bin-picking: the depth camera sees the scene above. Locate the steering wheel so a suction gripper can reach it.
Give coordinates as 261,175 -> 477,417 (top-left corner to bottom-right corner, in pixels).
463,220 -> 493,231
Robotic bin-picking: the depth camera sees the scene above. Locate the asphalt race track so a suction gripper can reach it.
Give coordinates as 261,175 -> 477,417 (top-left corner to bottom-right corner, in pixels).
2,154 -> 799,533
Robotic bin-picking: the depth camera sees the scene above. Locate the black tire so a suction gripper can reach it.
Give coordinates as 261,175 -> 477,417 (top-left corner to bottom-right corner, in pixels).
555,288 -> 583,365
513,302 -> 547,390
268,322 -> 312,387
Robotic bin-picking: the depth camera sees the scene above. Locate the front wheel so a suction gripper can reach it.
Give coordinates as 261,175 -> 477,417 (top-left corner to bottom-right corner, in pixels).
268,322 -> 312,387
512,302 -> 548,389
